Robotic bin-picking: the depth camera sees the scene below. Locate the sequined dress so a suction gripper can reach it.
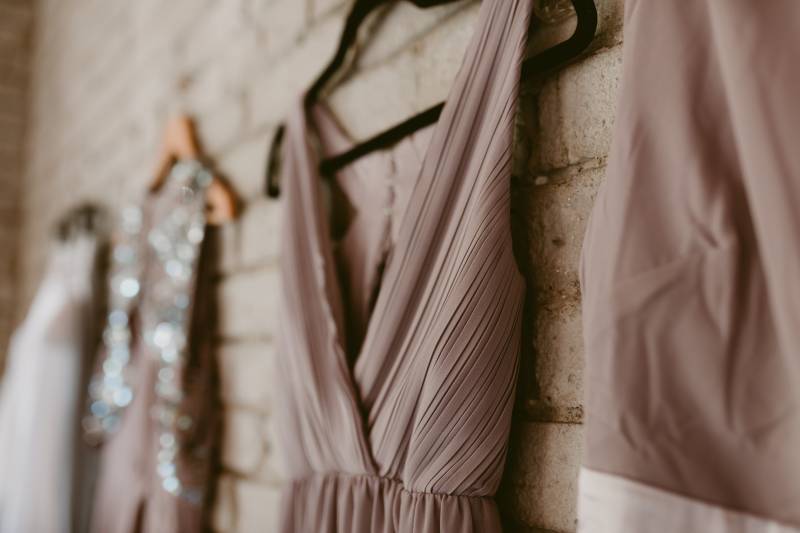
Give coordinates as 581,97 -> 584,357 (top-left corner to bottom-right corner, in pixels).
88,164 -> 219,533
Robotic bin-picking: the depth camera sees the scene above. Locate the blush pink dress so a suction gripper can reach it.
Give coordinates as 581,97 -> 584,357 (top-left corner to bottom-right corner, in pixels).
274,0 -> 531,531
579,1 -> 800,531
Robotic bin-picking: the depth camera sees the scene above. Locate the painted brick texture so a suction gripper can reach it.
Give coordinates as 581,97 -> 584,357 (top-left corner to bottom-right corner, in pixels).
0,0 -> 32,367
10,0 -> 624,531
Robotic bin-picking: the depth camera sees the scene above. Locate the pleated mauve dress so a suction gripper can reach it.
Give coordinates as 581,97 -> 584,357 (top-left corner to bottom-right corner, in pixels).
579,1 -> 800,531
274,0 -> 530,531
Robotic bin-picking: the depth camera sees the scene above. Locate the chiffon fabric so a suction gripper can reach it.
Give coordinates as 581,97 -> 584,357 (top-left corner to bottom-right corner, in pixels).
0,236 -> 100,533
579,0 -> 800,530
274,0 -> 530,531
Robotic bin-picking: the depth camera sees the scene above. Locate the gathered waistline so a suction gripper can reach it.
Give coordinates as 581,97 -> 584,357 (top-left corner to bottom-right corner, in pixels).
287,471 -> 495,501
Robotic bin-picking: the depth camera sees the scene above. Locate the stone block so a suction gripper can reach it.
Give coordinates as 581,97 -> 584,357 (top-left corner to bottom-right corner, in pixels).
217,341 -> 276,411
195,98 -> 248,156
216,268 -> 280,340
215,128 -> 274,201
355,1 -> 474,69
222,407 -> 267,475
248,14 -> 343,126
212,474 -> 237,532
238,197 -> 282,269
233,478 -> 283,533
536,46 -> 622,170
526,304 -> 585,423
499,422 -> 584,533
328,2 -> 479,140
309,0 -> 347,22
517,165 -> 604,305
242,0 -> 308,55
252,413 -> 286,484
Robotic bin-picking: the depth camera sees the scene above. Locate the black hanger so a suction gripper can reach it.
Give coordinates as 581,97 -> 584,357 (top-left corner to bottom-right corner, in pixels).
56,204 -> 106,242
305,0 -> 463,111
265,0 -> 598,197
265,0 -> 462,198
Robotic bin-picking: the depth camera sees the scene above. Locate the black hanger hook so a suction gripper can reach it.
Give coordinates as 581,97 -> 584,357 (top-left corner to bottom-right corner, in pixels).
264,0 -> 598,196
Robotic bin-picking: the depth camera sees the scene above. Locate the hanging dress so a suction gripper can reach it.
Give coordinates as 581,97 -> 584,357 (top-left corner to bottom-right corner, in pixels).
87,163 -> 219,533
274,0 -> 530,531
0,234 -> 101,533
579,1 -> 800,531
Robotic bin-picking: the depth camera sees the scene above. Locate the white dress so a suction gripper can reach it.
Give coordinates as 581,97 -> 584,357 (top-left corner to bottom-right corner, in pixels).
0,236 -> 99,533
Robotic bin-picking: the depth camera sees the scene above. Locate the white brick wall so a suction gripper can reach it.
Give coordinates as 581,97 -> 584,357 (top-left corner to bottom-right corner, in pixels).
10,0 -> 625,531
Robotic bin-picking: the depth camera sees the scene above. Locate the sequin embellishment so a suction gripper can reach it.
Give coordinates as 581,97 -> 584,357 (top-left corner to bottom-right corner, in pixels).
84,160 -> 212,504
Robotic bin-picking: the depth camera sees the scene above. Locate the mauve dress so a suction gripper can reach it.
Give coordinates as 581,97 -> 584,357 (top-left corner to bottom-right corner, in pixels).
579,1 -> 800,531
274,0 -> 531,531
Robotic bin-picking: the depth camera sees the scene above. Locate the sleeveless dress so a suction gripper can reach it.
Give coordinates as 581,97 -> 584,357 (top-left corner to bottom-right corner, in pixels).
275,0 -> 530,531
579,1 -> 800,531
0,236 -> 100,533
89,172 -> 219,533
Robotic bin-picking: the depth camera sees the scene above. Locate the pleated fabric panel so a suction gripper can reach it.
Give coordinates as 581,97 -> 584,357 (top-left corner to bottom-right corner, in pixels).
274,0 -> 530,531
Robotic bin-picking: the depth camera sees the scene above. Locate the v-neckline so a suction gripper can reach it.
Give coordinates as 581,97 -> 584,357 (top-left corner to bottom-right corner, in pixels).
303,102 -> 426,371
304,97 -> 454,372
298,0 -> 502,397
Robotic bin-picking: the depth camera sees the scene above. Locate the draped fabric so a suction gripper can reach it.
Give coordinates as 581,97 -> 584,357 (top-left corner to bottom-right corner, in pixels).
275,0 -> 530,531
579,1 -> 800,531
0,236 -> 99,533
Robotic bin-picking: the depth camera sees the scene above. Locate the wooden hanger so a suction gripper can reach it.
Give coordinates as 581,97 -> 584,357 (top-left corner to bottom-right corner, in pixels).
151,115 -> 238,225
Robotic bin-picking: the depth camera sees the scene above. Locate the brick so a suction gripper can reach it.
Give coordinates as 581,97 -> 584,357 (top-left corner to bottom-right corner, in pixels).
355,1 -> 474,69
526,304 -> 585,423
239,197 -> 282,269
233,478 -> 282,533
215,221 -> 241,275
212,474 -> 237,532
216,129 -> 274,201
499,422 -> 584,533
595,0 -> 625,47
309,0 -> 347,22
537,46 -> 622,170
505,162 -> 605,529
248,14 -> 343,126
195,98 -> 248,156
217,341 -> 276,411
255,414 -> 285,483
327,51 -> 420,140
222,408 -> 267,475
517,165 -> 604,304
328,3 -> 479,140
175,1 -> 250,73
242,0 -> 308,55
216,268 -> 280,340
